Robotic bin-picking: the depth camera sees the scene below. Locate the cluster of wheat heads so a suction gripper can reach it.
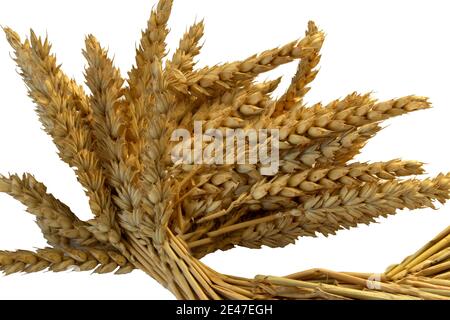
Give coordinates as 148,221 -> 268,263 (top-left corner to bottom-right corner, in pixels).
1,0 -> 450,300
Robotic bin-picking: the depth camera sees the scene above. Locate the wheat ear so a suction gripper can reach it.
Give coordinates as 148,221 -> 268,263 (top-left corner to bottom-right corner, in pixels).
0,173 -> 96,247
275,21 -> 324,114
3,28 -> 122,249
0,247 -> 133,275
168,20 -> 204,74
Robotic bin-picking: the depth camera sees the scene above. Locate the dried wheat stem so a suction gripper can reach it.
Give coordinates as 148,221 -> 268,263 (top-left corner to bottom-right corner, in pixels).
254,275 -> 420,300
387,225 -> 450,279
409,248 -> 450,273
125,235 -> 169,285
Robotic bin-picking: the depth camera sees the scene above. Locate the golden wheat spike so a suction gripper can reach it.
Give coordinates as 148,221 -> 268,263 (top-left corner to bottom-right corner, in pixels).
0,247 -> 133,275
186,31 -> 325,98
0,173 -> 96,247
168,20 -> 205,74
188,174 -> 450,256
121,0 -> 174,184
2,28 -> 125,251
83,35 -> 126,172
275,21 -> 324,115
128,0 -> 173,91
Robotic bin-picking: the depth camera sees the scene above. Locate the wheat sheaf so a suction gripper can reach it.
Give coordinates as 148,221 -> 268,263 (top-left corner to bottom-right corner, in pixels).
1,0 -> 450,300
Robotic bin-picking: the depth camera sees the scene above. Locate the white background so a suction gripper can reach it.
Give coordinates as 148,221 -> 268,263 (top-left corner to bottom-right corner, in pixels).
1,0 -> 450,299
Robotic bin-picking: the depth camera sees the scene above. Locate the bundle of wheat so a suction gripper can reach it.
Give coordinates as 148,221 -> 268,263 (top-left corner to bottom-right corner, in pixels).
1,0 -> 450,300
